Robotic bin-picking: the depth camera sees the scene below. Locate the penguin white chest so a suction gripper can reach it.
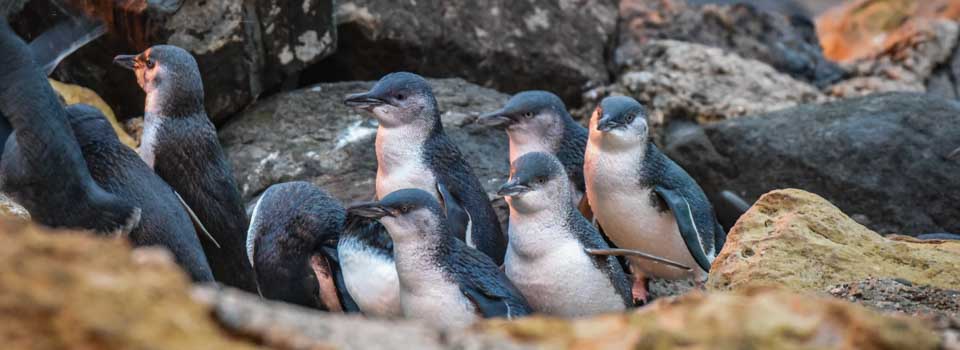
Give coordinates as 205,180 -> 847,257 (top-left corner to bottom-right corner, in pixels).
584,147 -> 701,280
337,237 -> 402,318
504,233 -> 624,316
375,128 -> 438,199
393,248 -> 477,329
139,114 -> 162,169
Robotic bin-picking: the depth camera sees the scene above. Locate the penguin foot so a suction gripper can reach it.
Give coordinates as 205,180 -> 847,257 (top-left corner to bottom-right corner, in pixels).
632,273 -> 649,306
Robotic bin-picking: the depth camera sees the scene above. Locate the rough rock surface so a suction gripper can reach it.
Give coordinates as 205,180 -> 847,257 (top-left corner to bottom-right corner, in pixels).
618,0 -> 845,87
49,79 -> 137,149
320,0 -> 618,104
708,189 -> 960,293
0,220 -> 257,350
0,194 -> 29,221
585,40 -> 825,124
220,79 -> 510,205
257,0 -> 337,88
664,92 -> 960,235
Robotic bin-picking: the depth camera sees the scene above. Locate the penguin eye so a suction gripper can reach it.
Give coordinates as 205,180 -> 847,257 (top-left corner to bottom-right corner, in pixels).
625,113 -> 636,124
536,177 -> 546,185
399,205 -> 409,213
395,94 -> 406,101
523,112 -> 534,119
145,59 -> 156,69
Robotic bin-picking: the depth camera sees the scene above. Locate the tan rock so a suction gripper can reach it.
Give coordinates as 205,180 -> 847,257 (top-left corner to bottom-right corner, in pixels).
709,189 -> 960,293
481,287 -> 939,350
0,220 -> 259,350
48,79 -> 138,149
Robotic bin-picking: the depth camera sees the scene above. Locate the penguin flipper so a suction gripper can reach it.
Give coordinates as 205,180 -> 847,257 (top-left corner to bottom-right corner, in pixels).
455,247 -> 532,319
174,190 -> 221,248
653,186 -> 713,272
437,181 -> 469,242
28,11 -> 107,76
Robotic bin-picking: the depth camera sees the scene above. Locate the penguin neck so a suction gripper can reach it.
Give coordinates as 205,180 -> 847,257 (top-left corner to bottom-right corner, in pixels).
144,87 -> 205,119
391,230 -> 452,292
508,204 -> 576,256
374,121 -> 439,200
506,126 -> 562,164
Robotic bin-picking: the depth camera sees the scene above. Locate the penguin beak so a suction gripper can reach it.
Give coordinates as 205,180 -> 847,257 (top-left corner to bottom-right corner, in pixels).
476,109 -> 514,128
346,202 -> 394,219
597,115 -> 626,132
497,180 -> 531,197
113,54 -> 138,70
344,92 -> 387,109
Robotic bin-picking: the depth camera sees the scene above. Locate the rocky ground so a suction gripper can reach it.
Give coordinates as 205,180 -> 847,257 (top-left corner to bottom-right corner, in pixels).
4,0 -> 960,349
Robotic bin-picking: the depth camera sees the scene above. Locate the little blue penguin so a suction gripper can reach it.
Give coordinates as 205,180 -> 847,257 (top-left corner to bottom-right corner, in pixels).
347,189 -> 531,329
63,104 -> 213,282
584,96 -> 726,303
337,211 -> 402,318
247,181 -> 357,311
344,72 -> 507,265
498,151 -> 631,316
0,18 -> 140,235
477,91 -> 588,207
114,45 -> 258,293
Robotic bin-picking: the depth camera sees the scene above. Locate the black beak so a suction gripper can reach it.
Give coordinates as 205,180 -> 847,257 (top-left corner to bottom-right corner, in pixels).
497,180 -> 531,197
113,54 -> 137,70
597,115 -> 625,132
475,109 -> 514,128
346,202 -> 393,219
344,91 -> 387,108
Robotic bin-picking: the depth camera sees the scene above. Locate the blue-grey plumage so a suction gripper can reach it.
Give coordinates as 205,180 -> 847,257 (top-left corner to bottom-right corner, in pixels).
114,45 -> 258,293
584,95 -> 725,302
247,181 -> 356,312
0,18 -> 141,235
344,72 -> 507,265
64,104 -> 214,283
348,189 -> 531,329
917,233 -> 960,240
499,152 -> 632,316
477,91 -> 588,198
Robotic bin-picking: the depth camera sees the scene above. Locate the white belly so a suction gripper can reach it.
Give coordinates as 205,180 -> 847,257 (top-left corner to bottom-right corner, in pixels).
338,237 -> 402,318
400,279 -> 477,330
505,239 -> 625,316
376,160 -> 438,200
584,147 -> 704,280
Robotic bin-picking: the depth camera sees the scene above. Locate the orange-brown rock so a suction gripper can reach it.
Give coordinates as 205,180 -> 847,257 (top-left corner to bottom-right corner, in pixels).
0,220 -> 259,350
49,79 -> 138,149
709,189 -> 960,293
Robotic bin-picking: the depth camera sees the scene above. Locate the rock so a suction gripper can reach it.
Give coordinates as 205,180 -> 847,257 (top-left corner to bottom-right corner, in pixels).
0,219 -> 257,350
588,40 -> 825,124
827,277 -> 959,320
256,0 -> 337,88
617,0 -> 844,87
708,189 -> 960,293
664,92 -> 960,235
320,0 -> 618,105
220,79 -> 510,205
49,79 -> 138,149
482,287 -> 939,350
0,194 -> 29,221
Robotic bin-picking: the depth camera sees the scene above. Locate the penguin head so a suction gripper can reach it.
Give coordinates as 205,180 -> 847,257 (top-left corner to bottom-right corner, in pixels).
246,182 -> 346,310
113,45 -> 204,116
343,72 -> 439,128
477,90 -> 569,145
347,188 -> 445,244
498,152 -> 569,214
590,96 -> 649,149
64,104 -> 121,146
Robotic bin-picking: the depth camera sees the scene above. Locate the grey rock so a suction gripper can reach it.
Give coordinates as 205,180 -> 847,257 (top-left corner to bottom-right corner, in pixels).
617,0 -> 844,88
663,92 -> 960,235
318,0 -> 618,105
257,0 -> 337,88
220,78 -> 511,206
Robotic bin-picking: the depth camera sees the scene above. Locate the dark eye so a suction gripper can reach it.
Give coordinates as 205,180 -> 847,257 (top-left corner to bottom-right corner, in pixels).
145,59 -> 155,69
523,112 -> 534,118
400,205 -> 409,213
396,94 -> 405,101
536,177 -> 546,185
625,113 -> 636,124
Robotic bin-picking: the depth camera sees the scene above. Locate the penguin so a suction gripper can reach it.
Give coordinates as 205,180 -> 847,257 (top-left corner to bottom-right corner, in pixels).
344,72 -> 507,265
337,212 -> 402,318
498,151 -> 632,316
64,103 -> 214,282
246,181 -> 358,311
0,18 -> 141,235
477,91 -> 588,207
584,96 -> 726,303
347,189 -> 531,329
114,45 -> 258,293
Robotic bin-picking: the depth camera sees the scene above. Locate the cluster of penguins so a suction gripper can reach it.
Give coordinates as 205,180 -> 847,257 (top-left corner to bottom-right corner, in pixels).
0,17 -> 726,330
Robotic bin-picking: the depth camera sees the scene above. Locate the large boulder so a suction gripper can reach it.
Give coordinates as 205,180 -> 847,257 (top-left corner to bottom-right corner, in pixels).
617,0 -> 845,88
321,0 -> 618,105
220,78 -> 511,205
0,220 -> 256,350
708,189 -> 960,293
664,92 -> 960,235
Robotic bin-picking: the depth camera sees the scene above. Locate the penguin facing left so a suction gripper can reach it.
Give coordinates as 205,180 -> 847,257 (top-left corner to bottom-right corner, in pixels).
247,181 -> 357,311
114,45 -> 258,293
348,189 -> 531,329
0,18 -> 141,235
499,152 -> 632,316
64,103 -> 214,282
584,96 -> 725,303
